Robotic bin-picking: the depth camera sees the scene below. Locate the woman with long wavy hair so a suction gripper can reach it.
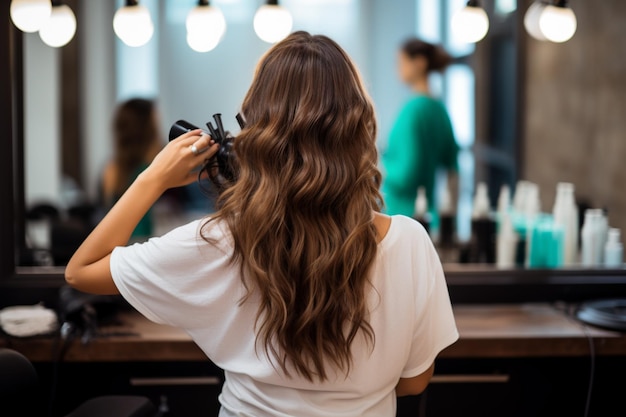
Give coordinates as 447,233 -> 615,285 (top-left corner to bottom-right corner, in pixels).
66,31 -> 458,417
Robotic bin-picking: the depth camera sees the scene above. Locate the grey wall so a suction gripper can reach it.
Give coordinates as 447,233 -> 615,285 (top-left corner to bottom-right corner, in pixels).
523,0 -> 626,234
23,33 -> 61,207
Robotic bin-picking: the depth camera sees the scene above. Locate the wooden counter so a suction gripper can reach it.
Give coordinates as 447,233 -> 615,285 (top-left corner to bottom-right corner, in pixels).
2,303 -> 625,363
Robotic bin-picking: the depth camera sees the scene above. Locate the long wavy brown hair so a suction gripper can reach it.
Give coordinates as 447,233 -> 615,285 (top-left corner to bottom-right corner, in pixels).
203,31 -> 382,381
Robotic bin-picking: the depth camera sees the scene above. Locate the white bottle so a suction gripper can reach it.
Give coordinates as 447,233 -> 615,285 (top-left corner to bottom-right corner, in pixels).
472,182 -> 491,219
552,182 -> 579,266
604,228 -> 623,268
581,209 -> 601,267
439,181 -> 453,216
497,211 -> 519,268
512,180 -> 529,214
414,187 -> 428,219
497,184 -> 511,215
524,183 -> 541,217
596,210 -> 609,264
523,183 -> 541,268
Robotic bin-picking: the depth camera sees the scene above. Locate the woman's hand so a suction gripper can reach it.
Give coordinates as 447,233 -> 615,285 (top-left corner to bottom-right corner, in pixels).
65,129 -> 218,295
140,129 -> 220,191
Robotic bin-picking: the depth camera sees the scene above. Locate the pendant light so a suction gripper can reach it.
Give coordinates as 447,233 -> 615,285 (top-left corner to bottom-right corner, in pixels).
186,0 -> 226,53
523,1 -> 547,41
538,0 -> 577,43
10,0 -> 52,33
39,0 -> 76,48
253,0 -> 293,44
113,0 -> 154,47
524,0 -> 577,43
451,0 -> 490,43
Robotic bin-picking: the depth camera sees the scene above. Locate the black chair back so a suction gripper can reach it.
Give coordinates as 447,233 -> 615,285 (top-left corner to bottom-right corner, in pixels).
0,348 -> 40,416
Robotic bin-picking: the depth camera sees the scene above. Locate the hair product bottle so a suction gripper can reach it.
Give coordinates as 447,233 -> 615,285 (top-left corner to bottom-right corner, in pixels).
604,228 -> 623,268
470,182 -> 496,264
552,182 -> 579,266
438,181 -> 455,248
413,186 -> 430,235
523,183 -> 541,268
581,209 -> 606,267
496,211 -> 518,268
497,184 -> 511,215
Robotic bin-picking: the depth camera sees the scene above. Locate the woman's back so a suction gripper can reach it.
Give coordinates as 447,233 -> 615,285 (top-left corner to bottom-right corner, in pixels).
66,32 -> 458,417
110,214 -> 458,417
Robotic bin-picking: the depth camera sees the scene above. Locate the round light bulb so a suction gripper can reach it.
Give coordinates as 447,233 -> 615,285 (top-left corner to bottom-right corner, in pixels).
253,4 -> 293,44
187,32 -> 221,53
10,0 -> 52,33
113,4 -> 154,47
186,5 -> 226,52
39,4 -> 76,48
524,1 -> 547,41
539,4 -> 577,43
452,5 -> 490,43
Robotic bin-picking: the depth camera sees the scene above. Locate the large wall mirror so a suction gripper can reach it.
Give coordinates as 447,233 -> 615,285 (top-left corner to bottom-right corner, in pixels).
18,0 -> 500,272
10,0 -> 523,272
9,0 -> 626,277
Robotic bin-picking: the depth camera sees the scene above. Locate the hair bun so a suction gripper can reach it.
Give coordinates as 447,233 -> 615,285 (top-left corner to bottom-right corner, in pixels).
400,37 -> 453,72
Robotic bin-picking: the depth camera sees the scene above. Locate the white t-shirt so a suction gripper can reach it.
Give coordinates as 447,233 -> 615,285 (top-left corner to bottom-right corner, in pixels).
111,214 -> 458,417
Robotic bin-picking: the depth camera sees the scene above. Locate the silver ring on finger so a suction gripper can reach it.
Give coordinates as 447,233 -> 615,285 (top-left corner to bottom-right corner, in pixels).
190,144 -> 199,155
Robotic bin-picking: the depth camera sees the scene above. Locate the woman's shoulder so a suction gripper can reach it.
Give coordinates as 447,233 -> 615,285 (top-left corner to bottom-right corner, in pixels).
159,217 -> 234,254
381,214 -> 431,246
404,95 -> 445,112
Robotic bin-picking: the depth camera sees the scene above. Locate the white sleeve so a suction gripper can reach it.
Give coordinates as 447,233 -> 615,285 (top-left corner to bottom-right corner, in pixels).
110,219 -> 232,328
401,233 -> 459,378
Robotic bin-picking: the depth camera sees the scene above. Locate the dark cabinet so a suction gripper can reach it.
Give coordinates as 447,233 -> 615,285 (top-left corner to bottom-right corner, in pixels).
399,356 -> 626,417
34,356 -> 625,417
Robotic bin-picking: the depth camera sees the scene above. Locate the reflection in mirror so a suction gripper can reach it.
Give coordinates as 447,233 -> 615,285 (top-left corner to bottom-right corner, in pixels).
19,0 -> 525,268
21,0 -> 437,267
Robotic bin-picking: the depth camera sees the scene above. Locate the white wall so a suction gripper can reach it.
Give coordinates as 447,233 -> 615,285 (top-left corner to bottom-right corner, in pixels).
80,0 -> 117,201
23,33 -> 61,208
363,0 -> 416,150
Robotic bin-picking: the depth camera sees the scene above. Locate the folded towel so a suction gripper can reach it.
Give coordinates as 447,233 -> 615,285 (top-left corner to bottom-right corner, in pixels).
0,304 -> 58,337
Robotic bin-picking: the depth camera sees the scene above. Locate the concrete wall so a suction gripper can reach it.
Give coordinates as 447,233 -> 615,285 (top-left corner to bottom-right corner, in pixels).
522,0 -> 626,233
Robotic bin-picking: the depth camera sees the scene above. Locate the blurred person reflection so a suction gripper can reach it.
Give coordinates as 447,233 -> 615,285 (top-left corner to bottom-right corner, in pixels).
100,98 -> 163,240
381,38 -> 459,233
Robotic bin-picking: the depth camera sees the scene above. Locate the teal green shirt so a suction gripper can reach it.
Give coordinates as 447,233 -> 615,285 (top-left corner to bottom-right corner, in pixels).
381,95 -> 458,226
108,164 -> 153,240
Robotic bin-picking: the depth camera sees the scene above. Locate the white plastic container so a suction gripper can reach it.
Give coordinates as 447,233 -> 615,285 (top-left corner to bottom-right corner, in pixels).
472,182 -> 491,219
552,182 -> 579,266
604,228 -> 623,268
497,184 -> 511,214
523,183 -> 541,268
512,180 -> 530,214
595,210 -> 609,265
497,211 -> 518,268
414,186 -> 428,219
581,209 -> 605,267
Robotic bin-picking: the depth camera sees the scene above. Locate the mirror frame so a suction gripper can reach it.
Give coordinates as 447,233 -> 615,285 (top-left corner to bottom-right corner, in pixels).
1,5 -> 66,297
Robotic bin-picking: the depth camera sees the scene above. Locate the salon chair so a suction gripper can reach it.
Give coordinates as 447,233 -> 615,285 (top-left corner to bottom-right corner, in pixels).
0,348 -> 158,417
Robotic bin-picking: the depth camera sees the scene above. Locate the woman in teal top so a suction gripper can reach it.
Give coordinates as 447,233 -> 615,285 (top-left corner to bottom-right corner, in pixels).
381,38 -> 459,230
101,98 -> 162,241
